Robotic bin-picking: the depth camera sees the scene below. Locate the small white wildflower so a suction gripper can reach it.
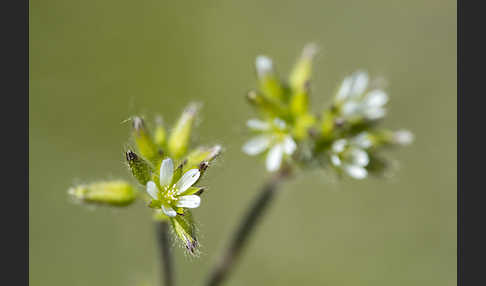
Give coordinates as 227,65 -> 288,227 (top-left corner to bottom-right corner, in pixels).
242,118 -> 297,172
330,139 -> 370,179
335,71 -> 389,121
146,158 -> 202,217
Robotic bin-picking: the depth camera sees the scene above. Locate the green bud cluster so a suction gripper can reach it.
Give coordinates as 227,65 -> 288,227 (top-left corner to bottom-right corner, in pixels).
243,44 -> 413,178
126,106 -> 221,254
68,104 -> 222,255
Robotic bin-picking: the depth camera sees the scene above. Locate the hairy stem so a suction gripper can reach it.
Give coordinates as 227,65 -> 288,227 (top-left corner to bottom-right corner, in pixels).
156,221 -> 175,286
204,167 -> 292,286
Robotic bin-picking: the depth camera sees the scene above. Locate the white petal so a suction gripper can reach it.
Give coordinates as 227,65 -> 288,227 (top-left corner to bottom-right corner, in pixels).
266,144 -> 284,172
283,136 -> 297,155
343,165 -> 368,179
364,107 -> 386,120
341,101 -> 360,117
394,130 -> 414,145
348,148 -> 369,167
161,205 -> 177,217
175,169 -> 200,195
273,118 -> 287,130
159,158 -> 174,186
364,90 -> 388,107
350,71 -> 369,97
256,55 -> 273,78
247,119 -> 271,131
176,195 -> 201,208
353,132 -> 372,149
331,154 -> 341,166
146,181 -> 158,199
336,77 -> 352,101
332,139 -> 347,153
242,135 -> 272,155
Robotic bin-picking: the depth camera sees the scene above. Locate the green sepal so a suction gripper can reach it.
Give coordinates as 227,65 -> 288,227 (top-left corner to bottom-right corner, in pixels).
259,74 -> 284,102
126,150 -> 153,186
320,110 -> 336,139
148,199 -> 162,209
68,180 -> 137,207
292,113 -> 316,140
169,211 -> 199,255
168,104 -> 198,159
289,86 -> 309,117
171,161 -> 185,186
180,186 -> 205,196
132,117 -> 160,163
289,43 -> 317,92
154,116 -> 167,149
246,90 -> 288,118
183,145 -> 221,172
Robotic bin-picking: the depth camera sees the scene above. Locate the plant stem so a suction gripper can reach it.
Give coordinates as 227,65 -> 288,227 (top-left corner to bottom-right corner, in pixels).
204,167 -> 292,286
156,221 -> 175,286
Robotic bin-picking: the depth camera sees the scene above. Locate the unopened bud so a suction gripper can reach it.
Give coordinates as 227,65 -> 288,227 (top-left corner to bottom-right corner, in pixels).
170,211 -> 199,255
126,150 -> 153,185
184,145 -> 222,172
255,55 -> 284,101
246,90 -> 285,118
289,43 -> 318,91
68,181 -> 137,206
168,104 -> 199,159
132,116 -> 159,162
154,116 -> 167,148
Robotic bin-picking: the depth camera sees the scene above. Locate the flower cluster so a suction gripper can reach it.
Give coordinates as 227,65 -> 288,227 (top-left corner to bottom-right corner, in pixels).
243,44 -> 413,179
69,103 -> 221,255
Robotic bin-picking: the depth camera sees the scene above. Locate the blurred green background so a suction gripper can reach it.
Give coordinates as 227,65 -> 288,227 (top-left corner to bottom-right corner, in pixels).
30,0 -> 456,285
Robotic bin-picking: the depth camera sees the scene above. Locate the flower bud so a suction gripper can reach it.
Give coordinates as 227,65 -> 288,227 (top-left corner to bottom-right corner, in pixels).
184,145 -> 222,172
154,116 -> 167,148
293,113 -> 316,140
320,110 -> 336,139
68,180 -> 137,206
255,56 -> 284,101
132,117 -> 159,162
168,104 -> 199,159
289,81 -> 310,117
126,150 -> 153,185
289,43 -> 317,91
169,211 -> 199,255
246,90 -> 285,118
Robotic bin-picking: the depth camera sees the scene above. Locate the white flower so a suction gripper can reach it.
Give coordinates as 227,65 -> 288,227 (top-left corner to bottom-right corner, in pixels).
242,118 -> 297,172
146,158 -> 202,217
335,71 -> 388,121
330,139 -> 370,179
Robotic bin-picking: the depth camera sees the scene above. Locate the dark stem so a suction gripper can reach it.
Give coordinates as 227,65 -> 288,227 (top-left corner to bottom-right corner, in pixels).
204,167 -> 292,286
156,221 -> 175,286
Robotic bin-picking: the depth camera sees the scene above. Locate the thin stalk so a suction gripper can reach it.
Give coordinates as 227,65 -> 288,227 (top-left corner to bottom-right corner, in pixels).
204,167 -> 292,286
156,221 -> 175,286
